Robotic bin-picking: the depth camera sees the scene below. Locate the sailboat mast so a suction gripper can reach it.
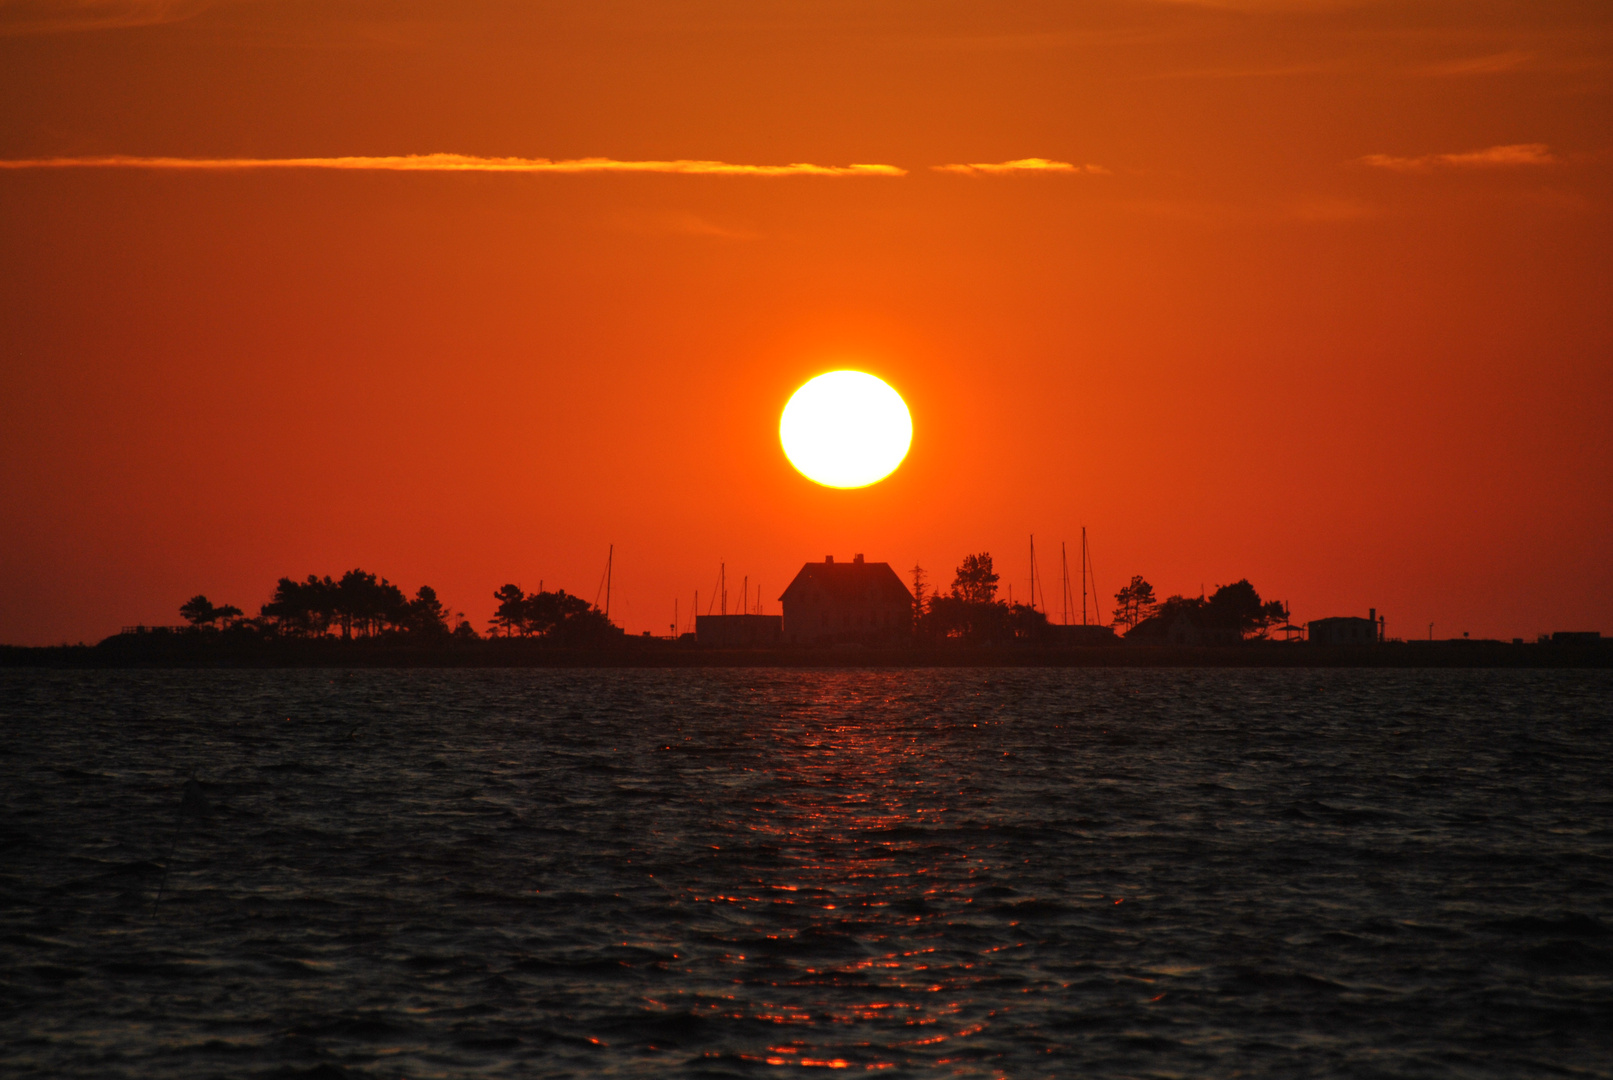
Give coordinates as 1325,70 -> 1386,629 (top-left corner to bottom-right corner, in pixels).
605,544 -> 613,618
1061,541 -> 1070,626
1081,527 -> 1088,626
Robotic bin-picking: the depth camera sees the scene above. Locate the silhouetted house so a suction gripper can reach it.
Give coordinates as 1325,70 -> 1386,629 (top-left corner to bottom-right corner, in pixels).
780,555 -> 913,645
696,614 -> 782,648
1124,610 -> 1240,646
1308,609 -> 1383,645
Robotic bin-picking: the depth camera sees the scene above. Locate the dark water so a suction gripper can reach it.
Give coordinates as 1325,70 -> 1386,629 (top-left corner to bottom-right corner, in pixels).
2,669 -> 1610,1078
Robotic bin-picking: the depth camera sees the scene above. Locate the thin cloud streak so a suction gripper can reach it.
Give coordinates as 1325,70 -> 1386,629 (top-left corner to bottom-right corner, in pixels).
1360,143 -> 1556,172
933,158 -> 1109,176
1416,51 -> 1536,77
0,153 -> 908,177
0,0 -> 209,36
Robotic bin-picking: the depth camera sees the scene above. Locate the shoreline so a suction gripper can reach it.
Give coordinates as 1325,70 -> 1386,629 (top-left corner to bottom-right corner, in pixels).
2,637 -> 1608,669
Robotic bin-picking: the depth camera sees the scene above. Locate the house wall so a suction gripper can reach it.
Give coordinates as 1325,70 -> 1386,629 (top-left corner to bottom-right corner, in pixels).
782,596 -> 911,645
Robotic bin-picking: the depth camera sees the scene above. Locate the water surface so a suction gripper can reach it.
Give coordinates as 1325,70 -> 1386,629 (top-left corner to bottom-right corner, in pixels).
2,668 -> 1609,1077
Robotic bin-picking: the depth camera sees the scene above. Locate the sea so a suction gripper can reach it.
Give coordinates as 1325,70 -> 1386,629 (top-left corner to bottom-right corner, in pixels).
1,667 -> 1610,1078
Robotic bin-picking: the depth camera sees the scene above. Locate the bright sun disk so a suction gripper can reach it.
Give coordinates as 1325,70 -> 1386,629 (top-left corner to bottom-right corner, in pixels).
780,371 -> 912,488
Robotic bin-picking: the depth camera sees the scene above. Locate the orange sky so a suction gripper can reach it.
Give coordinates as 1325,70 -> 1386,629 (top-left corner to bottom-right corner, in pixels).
1,0 -> 1609,645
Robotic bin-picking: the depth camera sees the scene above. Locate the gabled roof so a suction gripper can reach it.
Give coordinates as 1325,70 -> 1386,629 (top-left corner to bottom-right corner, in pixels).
780,560 -> 913,605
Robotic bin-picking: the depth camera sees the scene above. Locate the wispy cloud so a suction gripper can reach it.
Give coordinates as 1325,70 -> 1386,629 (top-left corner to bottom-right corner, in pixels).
1416,51 -> 1535,77
933,158 -> 1109,177
0,153 -> 908,177
0,0 -> 208,36
1359,143 -> 1556,172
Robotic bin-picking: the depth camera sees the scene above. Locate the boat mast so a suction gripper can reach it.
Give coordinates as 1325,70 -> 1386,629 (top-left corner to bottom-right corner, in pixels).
1081,527 -> 1088,626
1029,534 -> 1036,613
1061,541 -> 1070,625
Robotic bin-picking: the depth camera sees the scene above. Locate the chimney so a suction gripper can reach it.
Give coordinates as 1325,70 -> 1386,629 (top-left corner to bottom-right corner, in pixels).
853,553 -> 864,564
1369,607 -> 1375,625
825,555 -> 834,564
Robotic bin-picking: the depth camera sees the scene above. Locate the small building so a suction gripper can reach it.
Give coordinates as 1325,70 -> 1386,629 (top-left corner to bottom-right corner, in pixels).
1124,611 -> 1240,646
695,614 -> 782,648
1550,631 -> 1602,645
779,554 -> 913,645
1308,609 -> 1383,645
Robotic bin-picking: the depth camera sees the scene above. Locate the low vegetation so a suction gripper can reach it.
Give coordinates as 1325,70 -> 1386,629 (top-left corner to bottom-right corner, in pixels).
172,569 -> 621,645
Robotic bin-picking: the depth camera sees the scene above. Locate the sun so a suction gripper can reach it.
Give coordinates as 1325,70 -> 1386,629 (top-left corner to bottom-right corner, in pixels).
780,371 -> 912,488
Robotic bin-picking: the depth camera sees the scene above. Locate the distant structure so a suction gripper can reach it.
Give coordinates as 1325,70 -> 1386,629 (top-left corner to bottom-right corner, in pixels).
1550,631 -> 1603,644
1308,608 -> 1384,645
1048,624 -> 1118,646
1125,610 -> 1240,646
695,614 -> 782,648
780,554 -> 913,645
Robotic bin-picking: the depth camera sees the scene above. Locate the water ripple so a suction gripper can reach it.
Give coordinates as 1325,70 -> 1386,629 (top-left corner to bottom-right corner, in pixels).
1,668 -> 1610,1077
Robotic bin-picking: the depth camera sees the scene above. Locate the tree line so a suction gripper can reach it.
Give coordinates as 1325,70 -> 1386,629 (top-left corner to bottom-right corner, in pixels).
488,583 -> 620,644
174,569 -> 621,644
1110,574 -> 1287,639
908,554 -> 1287,644
910,553 -> 1052,644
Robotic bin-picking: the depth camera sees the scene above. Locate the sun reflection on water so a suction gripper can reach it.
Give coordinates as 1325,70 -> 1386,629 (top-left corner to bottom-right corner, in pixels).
654,676 -> 1018,1071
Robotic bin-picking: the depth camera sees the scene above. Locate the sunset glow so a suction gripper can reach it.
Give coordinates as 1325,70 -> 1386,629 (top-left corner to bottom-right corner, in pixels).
780,372 -> 913,489
0,0 -> 1607,643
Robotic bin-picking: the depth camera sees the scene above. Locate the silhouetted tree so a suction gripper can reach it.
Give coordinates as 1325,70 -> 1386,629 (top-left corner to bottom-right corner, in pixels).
1005,602 -> 1051,641
951,553 -> 999,604
261,575 -> 337,637
1112,576 -> 1158,631
1205,579 -> 1286,639
180,595 -> 218,629
910,564 -> 928,615
545,602 -> 621,646
404,585 -> 451,637
332,569 -> 406,638
1127,580 -> 1287,642
915,552 -> 1045,644
491,584 -> 526,637
522,589 -> 591,637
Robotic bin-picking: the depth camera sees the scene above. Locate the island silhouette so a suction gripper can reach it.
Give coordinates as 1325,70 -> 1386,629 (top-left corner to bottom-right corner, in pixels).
1,554 -> 1602,669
